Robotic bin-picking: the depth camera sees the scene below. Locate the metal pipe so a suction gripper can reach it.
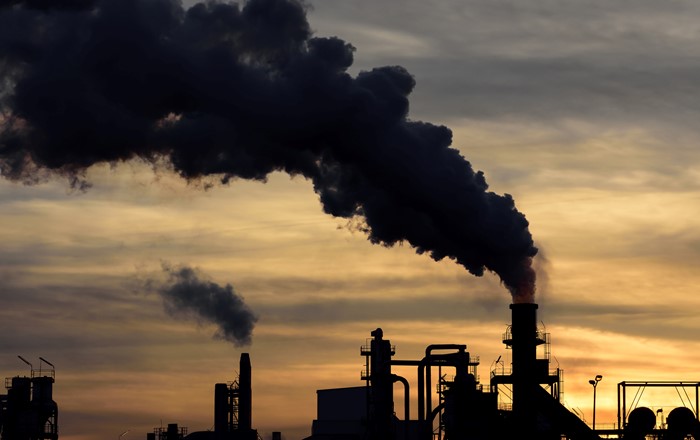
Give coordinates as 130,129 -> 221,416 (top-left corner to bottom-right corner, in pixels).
391,374 -> 410,422
418,358 -> 426,421
424,345 -> 466,420
392,374 -> 411,440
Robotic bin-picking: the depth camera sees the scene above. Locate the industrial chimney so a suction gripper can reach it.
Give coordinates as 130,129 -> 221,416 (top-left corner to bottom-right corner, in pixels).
238,353 -> 252,432
212,353 -> 257,440
509,303 -> 543,436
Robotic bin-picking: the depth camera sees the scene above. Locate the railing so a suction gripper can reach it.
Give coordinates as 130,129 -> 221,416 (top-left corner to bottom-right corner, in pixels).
360,344 -> 396,355
3,374 -> 55,390
33,369 -> 55,379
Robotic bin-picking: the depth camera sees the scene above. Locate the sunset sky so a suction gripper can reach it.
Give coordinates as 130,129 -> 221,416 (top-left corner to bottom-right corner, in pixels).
2,0 -> 700,439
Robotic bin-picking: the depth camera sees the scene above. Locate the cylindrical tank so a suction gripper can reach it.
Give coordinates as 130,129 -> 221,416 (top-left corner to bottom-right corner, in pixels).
5,377 -> 34,440
623,407 -> 655,440
9,377 -> 31,405
664,407 -> 698,440
31,377 -> 53,403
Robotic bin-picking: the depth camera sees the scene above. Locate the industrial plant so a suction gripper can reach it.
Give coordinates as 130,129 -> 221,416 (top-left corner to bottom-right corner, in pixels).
0,356 -> 58,440
3,303 -> 700,440
301,303 -> 700,440
146,353 -> 261,440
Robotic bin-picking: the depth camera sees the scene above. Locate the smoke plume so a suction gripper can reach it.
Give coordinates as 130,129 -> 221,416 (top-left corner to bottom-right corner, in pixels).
0,0 -> 537,300
157,263 -> 257,346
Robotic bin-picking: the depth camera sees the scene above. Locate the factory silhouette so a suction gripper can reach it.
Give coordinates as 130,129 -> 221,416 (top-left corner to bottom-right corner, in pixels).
0,1 -> 698,439
3,302 -> 699,440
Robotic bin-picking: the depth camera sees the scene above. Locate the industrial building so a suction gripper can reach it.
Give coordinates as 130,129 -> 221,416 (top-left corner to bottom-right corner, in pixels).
0,356 -> 58,440
147,353 -> 260,440
304,303 -> 700,440
4,303 -> 700,440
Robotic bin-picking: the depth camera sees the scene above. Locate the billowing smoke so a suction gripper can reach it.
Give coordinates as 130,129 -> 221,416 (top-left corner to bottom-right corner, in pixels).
0,0 -> 537,300
156,263 -> 257,346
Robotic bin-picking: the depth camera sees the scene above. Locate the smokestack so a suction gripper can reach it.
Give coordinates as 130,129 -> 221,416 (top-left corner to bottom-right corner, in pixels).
214,383 -> 229,433
509,303 -> 539,435
239,353 -> 252,432
0,0 -> 538,298
510,303 -> 538,378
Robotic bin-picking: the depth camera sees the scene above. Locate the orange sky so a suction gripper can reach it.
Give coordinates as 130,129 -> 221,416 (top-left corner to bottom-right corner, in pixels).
2,0 -> 700,439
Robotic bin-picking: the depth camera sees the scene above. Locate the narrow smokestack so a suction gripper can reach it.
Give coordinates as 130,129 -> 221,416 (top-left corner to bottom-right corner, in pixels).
510,303 -> 538,377
509,303 -> 539,434
214,383 -> 229,433
239,353 -> 252,432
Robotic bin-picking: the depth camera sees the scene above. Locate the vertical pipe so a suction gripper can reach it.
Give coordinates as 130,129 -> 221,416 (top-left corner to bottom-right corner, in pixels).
239,353 -> 252,431
418,361 -> 425,422
391,374 -> 410,422
510,303 -> 538,435
214,383 -> 229,433
422,345 -> 466,422
369,328 -> 394,440
617,382 -> 621,432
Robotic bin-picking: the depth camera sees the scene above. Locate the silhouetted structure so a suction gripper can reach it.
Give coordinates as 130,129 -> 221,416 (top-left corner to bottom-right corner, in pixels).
0,357 -> 58,440
148,424 -> 188,440
150,353 -> 258,440
140,304 -> 700,440
305,303 -> 603,440
210,353 -> 257,440
302,302 -> 700,440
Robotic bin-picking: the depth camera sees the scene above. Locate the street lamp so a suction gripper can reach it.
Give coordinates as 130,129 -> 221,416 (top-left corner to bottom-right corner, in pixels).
589,374 -> 603,431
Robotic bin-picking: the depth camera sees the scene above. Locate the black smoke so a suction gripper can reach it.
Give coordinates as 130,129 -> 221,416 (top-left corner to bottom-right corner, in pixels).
156,263 -> 257,346
0,0 -> 538,299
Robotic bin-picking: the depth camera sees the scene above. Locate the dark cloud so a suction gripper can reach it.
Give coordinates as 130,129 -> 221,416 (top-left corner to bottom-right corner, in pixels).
0,0 -> 538,298
153,263 -> 258,346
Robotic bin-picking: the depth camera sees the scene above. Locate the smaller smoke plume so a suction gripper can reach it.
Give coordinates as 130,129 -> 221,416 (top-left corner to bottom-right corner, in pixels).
155,263 -> 257,346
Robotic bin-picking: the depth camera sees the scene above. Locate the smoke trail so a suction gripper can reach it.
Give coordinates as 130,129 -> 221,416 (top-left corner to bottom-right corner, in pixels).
0,0 -> 537,300
157,263 -> 257,346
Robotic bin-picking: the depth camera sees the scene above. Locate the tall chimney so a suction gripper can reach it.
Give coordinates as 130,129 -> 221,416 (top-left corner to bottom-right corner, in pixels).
239,353 -> 252,432
509,303 -> 539,434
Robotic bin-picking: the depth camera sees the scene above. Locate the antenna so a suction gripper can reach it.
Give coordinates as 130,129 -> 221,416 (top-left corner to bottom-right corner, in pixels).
39,357 -> 55,368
